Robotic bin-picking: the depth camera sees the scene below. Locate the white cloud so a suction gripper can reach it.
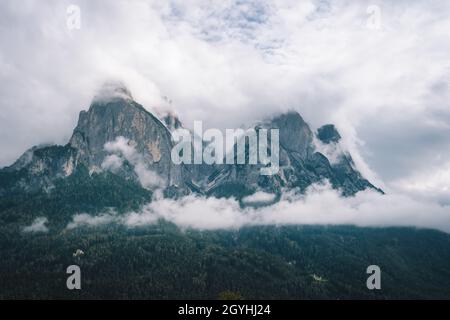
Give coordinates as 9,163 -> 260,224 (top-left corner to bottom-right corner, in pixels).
101,154 -> 124,172
392,161 -> 450,205
103,136 -> 164,189
242,191 -> 277,204
312,136 -> 343,165
23,217 -> 49,233
124,195 -> 250,230
65,182 -> 450,233
93,80 -> 134,104
66,212 -> 116,229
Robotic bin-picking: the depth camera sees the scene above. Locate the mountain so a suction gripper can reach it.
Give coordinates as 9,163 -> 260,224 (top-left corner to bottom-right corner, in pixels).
205,112 -> 380,200
0,83 -> 380,201
3,83 -> 450,300
1,83 -> 189,199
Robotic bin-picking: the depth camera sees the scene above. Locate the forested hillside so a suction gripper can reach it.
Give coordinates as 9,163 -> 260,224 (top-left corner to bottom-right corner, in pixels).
2,222 -> 450,299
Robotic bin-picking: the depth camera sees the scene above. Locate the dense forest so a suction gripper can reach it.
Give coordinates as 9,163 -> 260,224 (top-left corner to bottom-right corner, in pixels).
1,169 -> 450,299
2,223 -> 450,299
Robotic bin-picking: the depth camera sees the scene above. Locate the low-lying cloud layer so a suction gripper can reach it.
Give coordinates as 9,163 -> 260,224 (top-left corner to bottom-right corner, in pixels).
65,183 -> 450,233
23,217 -> 49,233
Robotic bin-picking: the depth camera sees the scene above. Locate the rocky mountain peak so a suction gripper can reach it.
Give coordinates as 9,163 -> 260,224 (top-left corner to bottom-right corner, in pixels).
0,90 -> 381,199
68,85 -> 184,189
269,111 -> 313,160
317,124 -> 341,144
155,109 -> 183,132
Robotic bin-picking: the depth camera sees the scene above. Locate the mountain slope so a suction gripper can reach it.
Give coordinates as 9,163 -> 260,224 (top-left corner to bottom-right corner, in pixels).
1,224 -> 450,299
206,112 -> 380,199
0,83 -> 380,203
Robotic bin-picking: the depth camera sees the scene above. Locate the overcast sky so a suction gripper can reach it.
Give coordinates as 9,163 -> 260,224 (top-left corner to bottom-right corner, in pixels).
1,0 -> 450,204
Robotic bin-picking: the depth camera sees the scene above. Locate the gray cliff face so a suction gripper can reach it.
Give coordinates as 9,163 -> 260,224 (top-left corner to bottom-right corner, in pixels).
0,84 -> 381,200
68,97 -> 183,188
317,124 -> 341,144
270,111 -> 314,160
206,111 -> 380,198
0,85 -> 187,196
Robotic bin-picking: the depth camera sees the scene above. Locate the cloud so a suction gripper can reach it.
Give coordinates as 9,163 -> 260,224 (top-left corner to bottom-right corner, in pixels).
23,217 -> 49,233
66,212 -> 116,229
65,182 -> 450,233
124,195 -> 249,230
93,80 -> 134,104
103,136 -> 164,189
392,161 -> 450,205
241,191 -> 277,204
312,136 -> 344,165
101,154 -> 124,172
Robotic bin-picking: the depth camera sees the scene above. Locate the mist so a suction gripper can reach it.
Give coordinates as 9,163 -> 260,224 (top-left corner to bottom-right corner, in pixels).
65,182 -> 450,233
